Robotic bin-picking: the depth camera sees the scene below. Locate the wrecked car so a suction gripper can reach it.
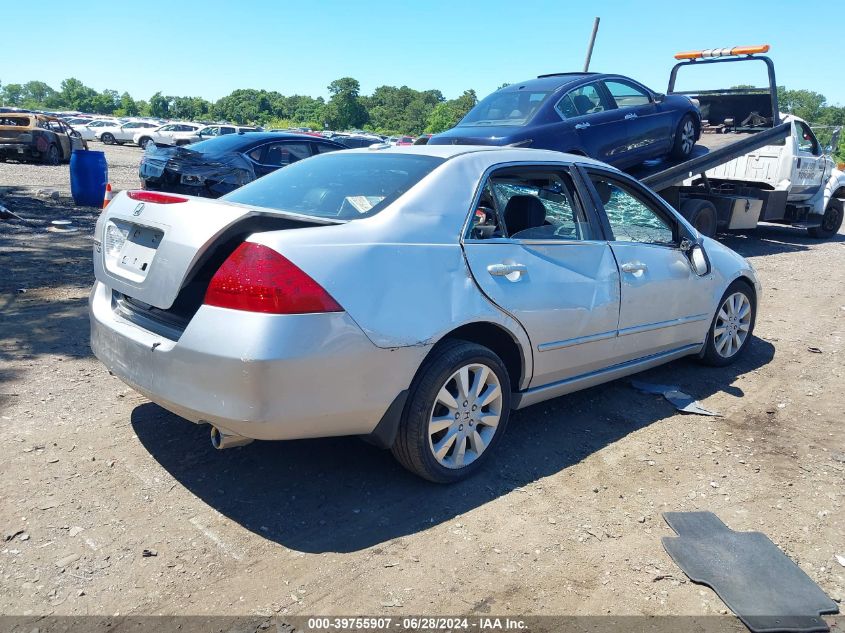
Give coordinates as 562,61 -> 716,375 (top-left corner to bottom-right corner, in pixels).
139,132 -> 347,197
0,113 -> 87,165
92,145 -> 760,483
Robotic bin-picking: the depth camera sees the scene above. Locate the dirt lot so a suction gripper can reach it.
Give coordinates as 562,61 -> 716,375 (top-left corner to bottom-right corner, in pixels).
0,153 -> 843,622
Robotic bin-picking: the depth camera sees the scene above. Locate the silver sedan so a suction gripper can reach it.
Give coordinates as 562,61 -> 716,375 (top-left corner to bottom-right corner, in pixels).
90,145 -> 760,482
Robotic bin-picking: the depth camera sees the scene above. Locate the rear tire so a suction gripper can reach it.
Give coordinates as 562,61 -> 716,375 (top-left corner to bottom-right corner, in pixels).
699,280 -> 756,367
670,114 -> 697,160
43,144 -> 60,166
391,339 -> 511,483
101,133 -> 115,145
807,198 -> 843,239
681,199 -> 718,238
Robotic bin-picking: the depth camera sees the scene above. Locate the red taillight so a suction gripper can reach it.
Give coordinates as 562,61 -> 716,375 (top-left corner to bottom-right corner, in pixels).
204,242 -> 342,314
126,190 -> 188,204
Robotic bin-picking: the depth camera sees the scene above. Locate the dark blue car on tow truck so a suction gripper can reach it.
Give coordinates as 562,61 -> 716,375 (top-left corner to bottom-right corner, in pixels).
429,72 -> 701,169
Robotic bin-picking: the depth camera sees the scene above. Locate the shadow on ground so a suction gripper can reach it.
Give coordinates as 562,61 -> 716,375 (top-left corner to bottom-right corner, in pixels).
0,193 -> 98,360
133,337 -> 774,554
719,223 -> 844,258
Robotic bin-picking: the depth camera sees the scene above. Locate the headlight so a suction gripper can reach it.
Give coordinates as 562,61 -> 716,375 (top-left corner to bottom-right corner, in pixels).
104,222 -> 129,256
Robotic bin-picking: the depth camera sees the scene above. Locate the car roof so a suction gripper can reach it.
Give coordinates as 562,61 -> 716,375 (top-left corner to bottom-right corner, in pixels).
500,72 -> 605,92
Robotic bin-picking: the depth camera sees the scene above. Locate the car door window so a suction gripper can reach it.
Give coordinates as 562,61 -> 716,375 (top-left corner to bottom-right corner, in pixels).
221,126 -> 236,134
587,173 -> 675,245
314,142 -> 341,155
795,121 -> 819,155
469,168 -> 595,241
555,82 -> 610,119
604,80 -> 651,108
252,142 -> 311,166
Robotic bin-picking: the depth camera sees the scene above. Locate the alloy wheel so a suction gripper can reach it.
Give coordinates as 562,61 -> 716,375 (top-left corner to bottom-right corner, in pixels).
681,119 -> 695,155
713,292 -> 752,358
427,363 -> 502,469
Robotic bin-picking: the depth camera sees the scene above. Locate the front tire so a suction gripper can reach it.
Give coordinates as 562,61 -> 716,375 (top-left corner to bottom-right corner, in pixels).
807,198 -> 843,239
391,340 -> 511,483
699,280 -> 756,367
138,137 -> 153,149
101,133 -> 115,145
670,114 -> 697,160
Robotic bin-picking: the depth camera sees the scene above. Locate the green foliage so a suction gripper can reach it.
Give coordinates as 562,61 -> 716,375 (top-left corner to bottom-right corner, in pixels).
324,77 -> 368,130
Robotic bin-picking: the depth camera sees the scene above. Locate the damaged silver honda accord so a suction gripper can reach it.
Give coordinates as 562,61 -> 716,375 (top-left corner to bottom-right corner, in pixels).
90,145 -> 760,482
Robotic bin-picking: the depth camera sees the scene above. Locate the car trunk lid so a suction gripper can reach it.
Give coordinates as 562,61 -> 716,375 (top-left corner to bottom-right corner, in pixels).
93,191 -> 332,310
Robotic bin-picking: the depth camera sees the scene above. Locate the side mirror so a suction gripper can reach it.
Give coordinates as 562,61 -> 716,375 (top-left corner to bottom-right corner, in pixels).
653,93 -> 666,103
689,244 -> 710,276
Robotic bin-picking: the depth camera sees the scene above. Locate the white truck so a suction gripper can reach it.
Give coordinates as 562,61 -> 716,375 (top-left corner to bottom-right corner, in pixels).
630,45 -> 845,239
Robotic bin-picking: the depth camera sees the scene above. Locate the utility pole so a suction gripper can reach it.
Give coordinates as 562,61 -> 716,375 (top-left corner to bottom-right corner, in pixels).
583,17 -> 600,72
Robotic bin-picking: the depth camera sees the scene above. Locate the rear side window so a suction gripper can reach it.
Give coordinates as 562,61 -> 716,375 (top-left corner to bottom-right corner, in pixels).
556,82 -> 609,119
469,168 -> 595,241
223,152 -> 444,220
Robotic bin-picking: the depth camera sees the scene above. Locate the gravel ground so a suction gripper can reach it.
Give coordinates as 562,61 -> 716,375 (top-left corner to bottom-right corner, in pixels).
0,168 -> 843,625
0,143 -> 143,196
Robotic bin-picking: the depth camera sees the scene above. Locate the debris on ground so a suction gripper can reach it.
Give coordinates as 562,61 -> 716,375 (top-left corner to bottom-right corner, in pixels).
807,347 -> 823,354
631,381 -> 721,416
142,549 -> 158,557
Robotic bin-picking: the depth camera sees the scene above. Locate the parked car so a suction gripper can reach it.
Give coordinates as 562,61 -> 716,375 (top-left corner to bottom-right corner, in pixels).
396,135 -> 416,145
96,120 -> 159,145
71,119 -> 120,141
139,132 -> 347,197
169,124 -> 260,146
133,122 -> 204,149
92,145 -> 760,482
0,113 -> 87,164
429,73 -> 701,168
333,134 -> 382,148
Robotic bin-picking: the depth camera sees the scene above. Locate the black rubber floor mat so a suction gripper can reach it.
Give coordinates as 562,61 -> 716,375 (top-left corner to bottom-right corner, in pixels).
662,512 -> 839,633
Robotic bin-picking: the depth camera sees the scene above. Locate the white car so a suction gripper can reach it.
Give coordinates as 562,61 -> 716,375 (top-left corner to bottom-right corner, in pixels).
71,119 -> 120,142
169,124 -> 258,146
133,123 -> 204,149
96,120 -> 160,145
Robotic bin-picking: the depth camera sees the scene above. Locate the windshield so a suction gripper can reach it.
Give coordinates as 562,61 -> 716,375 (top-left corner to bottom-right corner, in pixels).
223,152 -> 445,220
458,90 -> 551,127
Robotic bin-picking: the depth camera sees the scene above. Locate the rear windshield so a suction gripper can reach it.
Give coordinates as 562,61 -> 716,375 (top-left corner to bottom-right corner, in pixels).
458,90 -> 551,127
0,115 -> 34,127
223,152 -> 445,220
189,133 -> 261,153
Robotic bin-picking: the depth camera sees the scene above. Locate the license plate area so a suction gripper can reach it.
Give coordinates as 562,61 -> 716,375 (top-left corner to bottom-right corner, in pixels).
104,220 -> 164,282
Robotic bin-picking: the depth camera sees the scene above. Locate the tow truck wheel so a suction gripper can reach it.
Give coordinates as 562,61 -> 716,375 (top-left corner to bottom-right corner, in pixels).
681,199 -> 718,238
670,114 -> 697,160
808,198 -> 843,239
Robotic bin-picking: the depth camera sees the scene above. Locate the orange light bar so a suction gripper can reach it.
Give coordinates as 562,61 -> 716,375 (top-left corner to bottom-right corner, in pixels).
675,44 -> 770,60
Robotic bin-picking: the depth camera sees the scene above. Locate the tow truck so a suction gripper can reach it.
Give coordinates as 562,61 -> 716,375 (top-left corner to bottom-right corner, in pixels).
628,45 -> 845,239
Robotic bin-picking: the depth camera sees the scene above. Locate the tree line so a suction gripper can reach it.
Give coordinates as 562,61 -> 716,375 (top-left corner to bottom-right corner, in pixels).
1,77 -> 843,158
0,77 -> 478,136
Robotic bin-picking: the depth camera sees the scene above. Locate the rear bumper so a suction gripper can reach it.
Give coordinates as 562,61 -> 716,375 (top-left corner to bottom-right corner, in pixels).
89,281 -> 428,441
0,143 -> 40,159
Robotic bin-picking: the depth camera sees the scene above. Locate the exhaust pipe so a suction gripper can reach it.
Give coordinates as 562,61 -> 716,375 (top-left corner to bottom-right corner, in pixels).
210,425 -> 254,450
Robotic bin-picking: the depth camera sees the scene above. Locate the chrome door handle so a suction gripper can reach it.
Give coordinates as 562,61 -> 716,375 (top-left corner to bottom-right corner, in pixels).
620,261 -> 648,274
574,122 -> 591,130
488,263 -> 527,277
624,113 -> 638,120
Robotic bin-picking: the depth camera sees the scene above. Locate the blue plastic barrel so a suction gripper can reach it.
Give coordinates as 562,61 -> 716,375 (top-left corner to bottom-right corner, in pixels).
70,149 -> 108,207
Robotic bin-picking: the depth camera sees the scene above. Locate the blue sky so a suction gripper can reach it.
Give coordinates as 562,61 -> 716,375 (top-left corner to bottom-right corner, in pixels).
3,0 -> 842,106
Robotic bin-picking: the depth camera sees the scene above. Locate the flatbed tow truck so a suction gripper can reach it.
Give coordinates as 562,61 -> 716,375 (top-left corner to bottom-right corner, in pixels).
626,45 -> 844,239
